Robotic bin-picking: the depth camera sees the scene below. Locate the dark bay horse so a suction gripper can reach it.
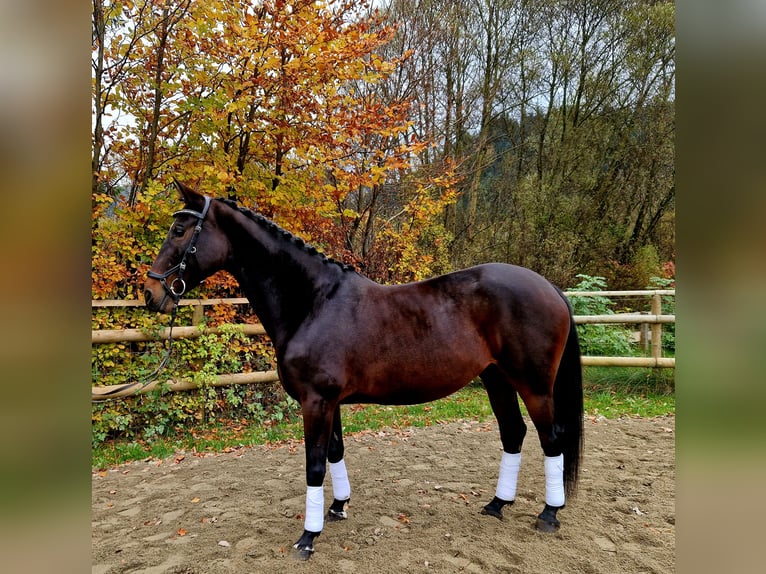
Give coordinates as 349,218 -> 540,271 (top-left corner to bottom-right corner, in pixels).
144,181 -> 583,559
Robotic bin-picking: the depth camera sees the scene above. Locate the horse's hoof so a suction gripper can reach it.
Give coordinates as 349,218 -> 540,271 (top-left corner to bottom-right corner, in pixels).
327,498 -> 349,522
535,516 -> 560,532
291,544 -> 314,561
292,530 -> 319,560
481,496 -> 513,520
535,504 -> 562,532
327,509 -> 348,521
481,506 -> 503,520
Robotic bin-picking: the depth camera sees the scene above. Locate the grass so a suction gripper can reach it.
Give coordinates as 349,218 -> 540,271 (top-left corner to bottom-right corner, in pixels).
92,367 -> 674,469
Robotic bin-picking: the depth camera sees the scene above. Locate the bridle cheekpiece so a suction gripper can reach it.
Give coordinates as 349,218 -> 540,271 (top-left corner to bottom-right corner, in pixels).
147,195 -> 211,304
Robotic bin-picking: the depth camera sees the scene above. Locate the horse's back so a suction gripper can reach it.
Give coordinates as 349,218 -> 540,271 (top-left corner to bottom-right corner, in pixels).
281,263 -> 569,404
418,263 -> 567,319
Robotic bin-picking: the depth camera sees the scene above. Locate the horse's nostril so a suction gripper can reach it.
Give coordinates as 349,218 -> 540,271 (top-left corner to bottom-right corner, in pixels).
144,289 -> 153,305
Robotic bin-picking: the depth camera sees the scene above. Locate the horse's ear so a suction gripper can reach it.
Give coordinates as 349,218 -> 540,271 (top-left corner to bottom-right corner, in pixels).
172,179 -> 203,206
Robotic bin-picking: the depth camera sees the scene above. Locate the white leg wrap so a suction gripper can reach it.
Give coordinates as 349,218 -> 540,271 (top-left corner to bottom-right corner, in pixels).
544,454 -> 565,507
329,459 -> 351,501
495,452 -> 522,501
304,485 -> 324,533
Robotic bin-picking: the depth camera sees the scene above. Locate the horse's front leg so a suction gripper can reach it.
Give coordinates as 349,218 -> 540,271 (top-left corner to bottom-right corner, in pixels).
327,404 -> 351,521
292,396 -> 336,560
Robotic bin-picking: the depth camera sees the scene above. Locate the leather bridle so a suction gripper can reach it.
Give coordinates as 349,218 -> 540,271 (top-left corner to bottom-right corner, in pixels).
147,195 -> 211,306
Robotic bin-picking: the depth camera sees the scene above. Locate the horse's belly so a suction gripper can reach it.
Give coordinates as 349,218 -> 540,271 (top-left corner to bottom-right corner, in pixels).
346,350 -> 487,406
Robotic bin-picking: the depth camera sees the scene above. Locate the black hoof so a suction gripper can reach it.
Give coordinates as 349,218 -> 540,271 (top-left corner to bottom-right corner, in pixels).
291,545 -> 314,561
327,498 -> 349,522
291,530 -> 320,560
481,496 -> 513,520
535,503 -> 563,532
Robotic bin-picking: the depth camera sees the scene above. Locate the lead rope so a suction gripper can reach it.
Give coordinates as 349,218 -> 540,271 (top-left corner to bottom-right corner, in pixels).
92,301 -> 180,401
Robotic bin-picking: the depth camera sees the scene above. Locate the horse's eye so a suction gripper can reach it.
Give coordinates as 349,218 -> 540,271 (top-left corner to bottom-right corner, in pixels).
172,225 -> 185,237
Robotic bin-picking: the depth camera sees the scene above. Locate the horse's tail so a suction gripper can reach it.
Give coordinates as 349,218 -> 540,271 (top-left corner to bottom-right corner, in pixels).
553,291 -> 584,497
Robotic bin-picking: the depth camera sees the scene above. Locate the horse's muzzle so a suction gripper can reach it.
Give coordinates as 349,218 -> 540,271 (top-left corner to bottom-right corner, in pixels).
143,285 -> 173,314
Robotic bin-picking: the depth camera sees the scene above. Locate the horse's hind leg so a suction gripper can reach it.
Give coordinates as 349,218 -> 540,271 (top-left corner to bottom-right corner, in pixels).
480,365 -> 527,520
327,405 -> 351,521
518,388 -> 566,532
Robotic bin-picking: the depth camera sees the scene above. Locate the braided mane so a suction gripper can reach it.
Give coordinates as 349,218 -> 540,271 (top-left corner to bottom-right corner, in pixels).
216,197 -> 355,273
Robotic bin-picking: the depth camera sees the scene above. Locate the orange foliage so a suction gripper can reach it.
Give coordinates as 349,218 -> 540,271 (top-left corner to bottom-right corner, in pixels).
93,0 -> 458,303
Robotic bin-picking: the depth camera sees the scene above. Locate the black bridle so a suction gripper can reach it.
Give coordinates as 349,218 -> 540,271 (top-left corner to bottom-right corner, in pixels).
92,196 -> 211,401
147,195 -> 212,305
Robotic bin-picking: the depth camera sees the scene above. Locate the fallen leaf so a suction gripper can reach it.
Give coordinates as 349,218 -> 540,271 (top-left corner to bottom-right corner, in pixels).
397,513 -> 410,524
174,455 -> 185,464
190,497 -> 200,503
177,528 -> 187,536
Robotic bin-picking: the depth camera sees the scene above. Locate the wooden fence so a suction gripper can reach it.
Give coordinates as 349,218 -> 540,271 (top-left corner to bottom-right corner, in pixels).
92,290 -> 674,400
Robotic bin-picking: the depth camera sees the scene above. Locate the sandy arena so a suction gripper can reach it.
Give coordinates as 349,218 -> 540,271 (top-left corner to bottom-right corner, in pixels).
92,415 -> 675,573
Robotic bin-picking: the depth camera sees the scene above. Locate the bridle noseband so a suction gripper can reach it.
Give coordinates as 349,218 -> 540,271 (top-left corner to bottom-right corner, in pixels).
147,195 -> 211,305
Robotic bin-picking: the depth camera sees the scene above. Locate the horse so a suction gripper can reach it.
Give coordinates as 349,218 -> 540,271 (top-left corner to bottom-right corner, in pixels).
144,181 -> 584,560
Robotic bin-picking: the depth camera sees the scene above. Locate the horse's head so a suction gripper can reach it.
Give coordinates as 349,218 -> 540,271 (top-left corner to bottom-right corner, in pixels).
143,181 -> 230,313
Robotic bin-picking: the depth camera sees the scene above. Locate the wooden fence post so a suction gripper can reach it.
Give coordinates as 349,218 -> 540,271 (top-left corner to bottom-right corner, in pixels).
192,304 -> 204,325
651,293 -> 662,360
639,312 -> 649,353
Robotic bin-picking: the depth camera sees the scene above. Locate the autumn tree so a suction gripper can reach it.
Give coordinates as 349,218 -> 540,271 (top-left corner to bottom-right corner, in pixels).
92,0 -> 458,300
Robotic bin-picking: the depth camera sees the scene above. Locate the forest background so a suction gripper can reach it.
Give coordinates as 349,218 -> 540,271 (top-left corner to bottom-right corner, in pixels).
92,0 -> 675,298
91,0 -> 675,445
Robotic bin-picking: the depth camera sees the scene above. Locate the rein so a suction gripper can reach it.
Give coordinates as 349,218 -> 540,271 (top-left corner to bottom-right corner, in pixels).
94,196 -> 211,401
93,304 -> 181,400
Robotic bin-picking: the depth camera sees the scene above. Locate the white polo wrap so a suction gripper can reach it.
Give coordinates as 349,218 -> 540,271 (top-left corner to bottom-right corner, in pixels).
544,454 -> 565,507
329,459 -> 351,501
495,451 -> 522,501
304,485 -> 324,533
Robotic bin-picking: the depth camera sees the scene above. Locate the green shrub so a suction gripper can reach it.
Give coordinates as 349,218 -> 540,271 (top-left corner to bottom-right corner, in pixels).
567,274 -> 635,357
91,311 -> 293,447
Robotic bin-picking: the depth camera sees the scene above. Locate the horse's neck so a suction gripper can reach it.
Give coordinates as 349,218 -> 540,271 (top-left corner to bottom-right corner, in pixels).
225,214 -> 344,351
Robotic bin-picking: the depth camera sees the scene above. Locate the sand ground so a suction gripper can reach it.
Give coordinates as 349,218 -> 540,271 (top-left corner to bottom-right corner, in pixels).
92,415 -> 675,573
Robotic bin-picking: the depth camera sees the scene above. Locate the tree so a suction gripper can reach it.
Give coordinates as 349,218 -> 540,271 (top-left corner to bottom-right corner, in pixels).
381,0 -> 674,287
92,0 -> 458,299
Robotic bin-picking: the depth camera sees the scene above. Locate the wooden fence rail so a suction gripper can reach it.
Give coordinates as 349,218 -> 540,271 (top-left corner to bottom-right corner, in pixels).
92,290 -> 675,400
